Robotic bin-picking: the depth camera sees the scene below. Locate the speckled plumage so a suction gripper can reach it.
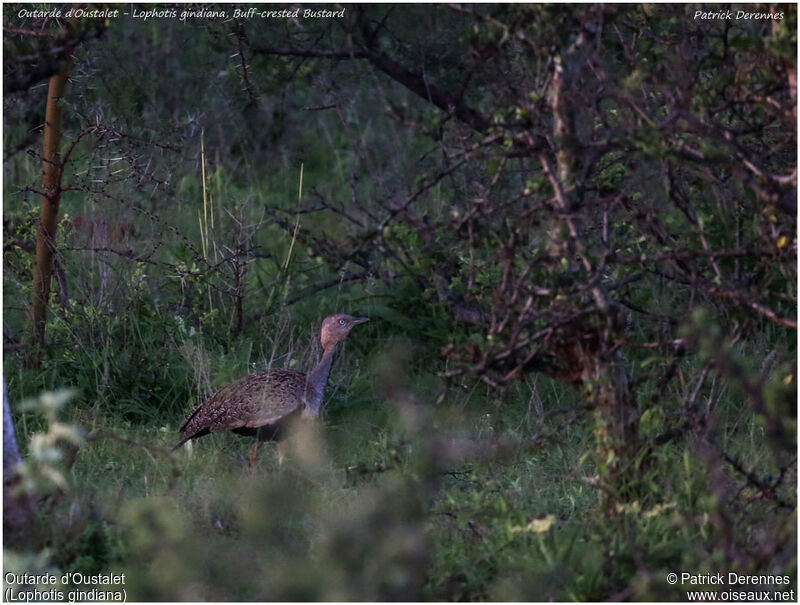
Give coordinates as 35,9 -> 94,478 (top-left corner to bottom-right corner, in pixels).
178,368 -> 310,442
173,314 -> 369,462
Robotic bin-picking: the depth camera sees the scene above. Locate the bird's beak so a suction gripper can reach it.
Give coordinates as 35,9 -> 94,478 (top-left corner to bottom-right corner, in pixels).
352,317 -> 370,324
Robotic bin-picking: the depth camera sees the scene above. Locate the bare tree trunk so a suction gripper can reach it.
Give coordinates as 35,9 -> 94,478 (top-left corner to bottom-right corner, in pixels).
3,380 -> 23,483
3,379 -> 35,537
27,62 -> 70,367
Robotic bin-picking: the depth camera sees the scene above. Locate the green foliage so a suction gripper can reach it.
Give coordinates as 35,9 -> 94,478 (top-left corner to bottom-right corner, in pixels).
3,3 -> 795,601
5,365 -> 795,600
54,518 -> 123,576
15,390 -> 84,495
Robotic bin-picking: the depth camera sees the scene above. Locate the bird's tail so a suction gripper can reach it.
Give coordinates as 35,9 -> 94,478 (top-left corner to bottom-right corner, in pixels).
172,436 -> 190,452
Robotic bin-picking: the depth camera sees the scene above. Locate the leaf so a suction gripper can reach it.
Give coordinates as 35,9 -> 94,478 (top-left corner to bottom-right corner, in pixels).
509,514 -> 556,534
527,514 -> 556,533
643,501 -> 677,518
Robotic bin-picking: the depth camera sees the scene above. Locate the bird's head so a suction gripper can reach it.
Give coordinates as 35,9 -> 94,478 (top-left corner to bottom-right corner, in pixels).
320,314 -> 369,350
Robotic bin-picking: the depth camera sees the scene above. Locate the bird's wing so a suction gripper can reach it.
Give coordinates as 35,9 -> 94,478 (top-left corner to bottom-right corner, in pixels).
239,370 -> 307,427
179,369 -> 307,436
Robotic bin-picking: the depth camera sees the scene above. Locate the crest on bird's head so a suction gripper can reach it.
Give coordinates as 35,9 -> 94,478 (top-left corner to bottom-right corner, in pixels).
320,314 -> 369,349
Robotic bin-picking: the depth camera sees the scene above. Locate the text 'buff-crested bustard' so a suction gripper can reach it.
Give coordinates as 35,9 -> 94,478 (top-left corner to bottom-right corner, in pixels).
173,314 -> 369,469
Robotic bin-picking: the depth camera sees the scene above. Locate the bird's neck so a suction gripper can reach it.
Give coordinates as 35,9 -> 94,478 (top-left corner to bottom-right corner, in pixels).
305,343 -> 337,415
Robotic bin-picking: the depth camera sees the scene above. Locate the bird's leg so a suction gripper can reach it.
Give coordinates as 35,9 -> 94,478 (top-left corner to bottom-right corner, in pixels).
276,442 -> 285,466
249,441 -> 260,472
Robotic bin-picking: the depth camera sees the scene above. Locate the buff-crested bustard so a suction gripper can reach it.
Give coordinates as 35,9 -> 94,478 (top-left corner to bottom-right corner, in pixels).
173,314 -> 369,469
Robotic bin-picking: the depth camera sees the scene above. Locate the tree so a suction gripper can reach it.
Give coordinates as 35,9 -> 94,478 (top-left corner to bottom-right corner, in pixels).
3,379 -> 34,537
3,12 -> 106,365
241,4 -> 796,512
28,61 -> 70,365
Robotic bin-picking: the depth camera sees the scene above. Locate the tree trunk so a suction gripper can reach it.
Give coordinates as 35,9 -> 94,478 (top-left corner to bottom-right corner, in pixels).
3,380 -> 23,483
545,8 -> 638,516
27,62 -> 70,367
3,379 -> 35,538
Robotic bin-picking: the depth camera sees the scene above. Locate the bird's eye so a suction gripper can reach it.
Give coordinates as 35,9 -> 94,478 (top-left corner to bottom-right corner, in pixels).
339,319 -> 346,325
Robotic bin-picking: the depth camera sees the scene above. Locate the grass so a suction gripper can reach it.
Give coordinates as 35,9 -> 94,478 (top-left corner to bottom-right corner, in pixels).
6,334 -> 794,601
4,211 -> 794,599
3,122 -> 794,601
